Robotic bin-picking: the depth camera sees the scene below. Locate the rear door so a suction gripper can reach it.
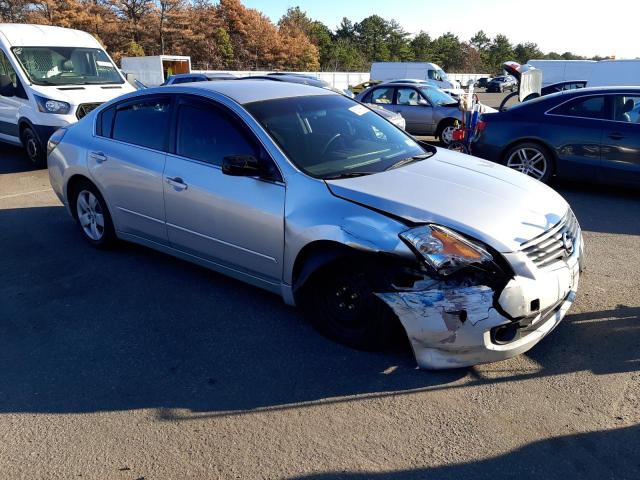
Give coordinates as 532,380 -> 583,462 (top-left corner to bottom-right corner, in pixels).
599,93 -> 640,185
163,95 -> 285,282
546,94 -> 607,180
393,87 -> 433,135
89,95 -> 171,244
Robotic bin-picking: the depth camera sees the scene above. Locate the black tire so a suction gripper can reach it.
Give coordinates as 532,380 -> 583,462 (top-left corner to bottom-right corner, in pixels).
448,141 -> 469,154
437,120 -> 456,146
70,179 -> 116,248
300,259 -> 397,351
20,127 -> 46,167
503,142 -> 555,183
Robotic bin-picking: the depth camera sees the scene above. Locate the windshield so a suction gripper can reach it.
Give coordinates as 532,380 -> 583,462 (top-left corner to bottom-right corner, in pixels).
418,87 -> 457,106
245,95 -> 428,179
12,47 -> 124,86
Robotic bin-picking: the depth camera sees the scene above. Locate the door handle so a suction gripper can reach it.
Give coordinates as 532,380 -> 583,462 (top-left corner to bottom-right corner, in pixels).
89,151 -> 107,163
608,133 -> 624,140
166,176 -> 188,190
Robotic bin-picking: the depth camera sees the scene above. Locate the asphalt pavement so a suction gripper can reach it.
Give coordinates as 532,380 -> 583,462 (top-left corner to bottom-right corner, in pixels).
1,143 -> 639,480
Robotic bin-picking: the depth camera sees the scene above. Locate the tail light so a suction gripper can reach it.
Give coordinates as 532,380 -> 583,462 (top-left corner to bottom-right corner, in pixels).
47,128 -> 67,157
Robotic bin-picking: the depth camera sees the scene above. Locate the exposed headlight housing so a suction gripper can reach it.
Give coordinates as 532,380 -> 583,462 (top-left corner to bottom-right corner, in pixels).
34,94 -> 71,115
400,225 -> 493,276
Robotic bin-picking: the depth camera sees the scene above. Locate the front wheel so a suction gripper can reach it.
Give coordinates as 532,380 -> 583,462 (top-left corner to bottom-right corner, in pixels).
300,260 -> 397,351
20,127 -> 46,167
504,142 -> 554,183
438,122 -> 456,146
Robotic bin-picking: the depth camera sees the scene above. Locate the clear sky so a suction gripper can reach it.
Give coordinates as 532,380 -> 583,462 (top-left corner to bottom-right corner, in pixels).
242,0 -> 639,59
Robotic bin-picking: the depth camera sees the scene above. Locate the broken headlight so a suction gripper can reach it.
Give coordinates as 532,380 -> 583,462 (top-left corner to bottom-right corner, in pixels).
400,225 -> 493,276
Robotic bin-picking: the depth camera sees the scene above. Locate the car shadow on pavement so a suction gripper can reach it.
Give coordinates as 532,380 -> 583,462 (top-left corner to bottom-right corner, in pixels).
0,145 -> 40,175
555,181 -> 640,236
288,424 -> 640,480
0,205 -> 638,417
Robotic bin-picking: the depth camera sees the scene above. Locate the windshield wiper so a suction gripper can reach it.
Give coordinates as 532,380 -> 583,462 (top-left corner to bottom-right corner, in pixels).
385,153 -> 433,171
322,171 -> 374,180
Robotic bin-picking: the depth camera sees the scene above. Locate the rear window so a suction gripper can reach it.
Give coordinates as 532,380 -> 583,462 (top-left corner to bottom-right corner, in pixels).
111,97 -> 171,150
550,95 -> 605,119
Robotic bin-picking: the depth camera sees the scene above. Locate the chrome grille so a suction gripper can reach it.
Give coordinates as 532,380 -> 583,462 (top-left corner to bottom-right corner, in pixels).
76,103 -> 102,120
520,210 -> 581,268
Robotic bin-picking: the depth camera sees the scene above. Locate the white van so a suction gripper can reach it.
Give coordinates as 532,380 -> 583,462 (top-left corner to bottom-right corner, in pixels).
587,59 -> 640,87
0,24 -> 135,165
527,60 -> 596,87
370,62 -> 464,96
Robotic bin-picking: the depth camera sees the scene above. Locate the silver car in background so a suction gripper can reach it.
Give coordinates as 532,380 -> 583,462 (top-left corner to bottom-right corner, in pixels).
48,81 -> 583,369
355,82 -> 463,145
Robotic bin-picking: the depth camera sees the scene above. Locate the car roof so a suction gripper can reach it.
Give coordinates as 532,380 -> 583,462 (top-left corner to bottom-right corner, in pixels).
168,73 -> 207,79
0,23 -> 99,48
157,79 -> 337,104
377,82 -> 436,89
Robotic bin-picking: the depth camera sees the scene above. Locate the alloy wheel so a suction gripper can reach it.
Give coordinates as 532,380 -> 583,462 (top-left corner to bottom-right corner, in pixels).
441,125 -> 455,145
506,147 -> 548,180
76,190 -> 105,241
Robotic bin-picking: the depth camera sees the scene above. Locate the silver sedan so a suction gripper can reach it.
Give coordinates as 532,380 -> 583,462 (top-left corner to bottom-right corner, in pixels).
47,81 -> 582,369
354,82 -> 462,144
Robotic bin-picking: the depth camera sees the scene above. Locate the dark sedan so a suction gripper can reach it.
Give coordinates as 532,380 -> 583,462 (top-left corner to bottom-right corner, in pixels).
486,75 -> 517,93
472,87 -> 640,185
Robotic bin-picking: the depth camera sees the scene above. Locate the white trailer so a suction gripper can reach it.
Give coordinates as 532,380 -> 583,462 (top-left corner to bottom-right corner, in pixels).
527,60 -> 596,86
121,55 -> 191,86
587,59 -> 640,87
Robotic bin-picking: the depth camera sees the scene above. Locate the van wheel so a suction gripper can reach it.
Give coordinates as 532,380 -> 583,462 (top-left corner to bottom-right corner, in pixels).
300,259 -> 397,351
71,180 -> 116,248
21,127 -> 46,167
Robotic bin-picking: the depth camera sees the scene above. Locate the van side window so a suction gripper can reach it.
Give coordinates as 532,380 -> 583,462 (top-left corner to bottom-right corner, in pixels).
111,97 -> 171,151
175,101 -> 258,167
0,49 -> 27,99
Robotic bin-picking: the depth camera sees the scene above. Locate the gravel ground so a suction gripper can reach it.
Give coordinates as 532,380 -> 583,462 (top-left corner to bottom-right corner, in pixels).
1,143 -> 639,480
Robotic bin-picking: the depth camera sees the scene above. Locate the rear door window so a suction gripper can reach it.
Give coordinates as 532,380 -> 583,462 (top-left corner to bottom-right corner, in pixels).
550,95 -> 606,120
111,96 -> 171,150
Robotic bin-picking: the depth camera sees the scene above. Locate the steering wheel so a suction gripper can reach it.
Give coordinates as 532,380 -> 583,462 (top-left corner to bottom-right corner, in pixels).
321,133 -> 343,156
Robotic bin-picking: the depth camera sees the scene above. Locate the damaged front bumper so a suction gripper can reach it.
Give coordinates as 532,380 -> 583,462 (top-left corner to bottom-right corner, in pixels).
377,236 -> 583,369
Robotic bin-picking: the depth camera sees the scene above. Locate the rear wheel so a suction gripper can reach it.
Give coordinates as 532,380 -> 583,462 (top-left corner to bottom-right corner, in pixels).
504,142 -> 554,183
20,127 -> 45,167
71,180 -> 116,248
300,259 -> 397,351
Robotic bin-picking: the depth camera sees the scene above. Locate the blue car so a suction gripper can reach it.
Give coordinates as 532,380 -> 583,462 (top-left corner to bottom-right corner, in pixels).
472,86 -> 640,185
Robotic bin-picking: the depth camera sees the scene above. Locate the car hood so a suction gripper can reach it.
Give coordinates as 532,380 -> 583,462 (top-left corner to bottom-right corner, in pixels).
325,149 -> 568,253
29,83 -> 136,106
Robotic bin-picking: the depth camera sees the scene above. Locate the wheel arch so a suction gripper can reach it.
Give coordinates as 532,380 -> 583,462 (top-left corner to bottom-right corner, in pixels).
65,174 -> 113,221
291,240 -> 363,302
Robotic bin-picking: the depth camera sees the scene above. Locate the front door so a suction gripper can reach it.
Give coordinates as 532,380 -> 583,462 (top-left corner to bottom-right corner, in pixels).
394,87 -> 433,135
89,95 -> 171,244
0,49 -> 28,144
163,96 -> 285,282
599,93 -> 640,185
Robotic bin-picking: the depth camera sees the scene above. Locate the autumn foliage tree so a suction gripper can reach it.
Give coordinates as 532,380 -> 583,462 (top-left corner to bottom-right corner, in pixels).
0,1 -> 606,73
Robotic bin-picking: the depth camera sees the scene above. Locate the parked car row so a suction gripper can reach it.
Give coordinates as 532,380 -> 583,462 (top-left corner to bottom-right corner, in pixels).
473,86 -> 640,186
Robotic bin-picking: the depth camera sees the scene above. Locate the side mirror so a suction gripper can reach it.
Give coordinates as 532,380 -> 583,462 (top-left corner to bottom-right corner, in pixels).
222,154 -> 262,177
0,75 -> 15,97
